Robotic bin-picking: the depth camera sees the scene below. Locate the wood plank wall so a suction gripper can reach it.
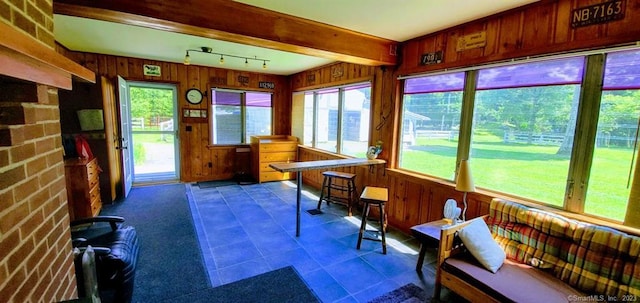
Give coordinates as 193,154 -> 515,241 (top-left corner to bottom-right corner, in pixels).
56,47 -> 290,182
399,0 -> 640,75
290,62 -> 493,233
291,0 -> 640,233
55,0 -> 640,233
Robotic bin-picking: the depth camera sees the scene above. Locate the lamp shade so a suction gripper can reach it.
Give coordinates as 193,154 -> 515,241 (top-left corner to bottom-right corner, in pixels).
455,159 -> 476,192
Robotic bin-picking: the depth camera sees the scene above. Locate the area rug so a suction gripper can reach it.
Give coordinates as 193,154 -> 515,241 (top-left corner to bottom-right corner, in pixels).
99,184 -> 209,303
163,266 -> 320,303
196,180 -> 238,188
368,283 -> 430,303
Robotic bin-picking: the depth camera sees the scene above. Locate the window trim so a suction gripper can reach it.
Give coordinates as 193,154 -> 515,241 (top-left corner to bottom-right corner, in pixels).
299,81 -> 372,156
209,88 -> 273,145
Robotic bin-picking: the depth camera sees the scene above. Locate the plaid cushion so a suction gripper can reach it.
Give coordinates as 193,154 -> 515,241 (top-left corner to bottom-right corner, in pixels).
488,198 -> 640,298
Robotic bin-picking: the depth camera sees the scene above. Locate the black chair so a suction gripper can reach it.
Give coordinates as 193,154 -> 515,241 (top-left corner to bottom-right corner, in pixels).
71,216 -> 139,303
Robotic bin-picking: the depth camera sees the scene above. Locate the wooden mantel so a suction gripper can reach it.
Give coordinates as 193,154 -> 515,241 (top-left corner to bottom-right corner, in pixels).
0,22 -> 95,89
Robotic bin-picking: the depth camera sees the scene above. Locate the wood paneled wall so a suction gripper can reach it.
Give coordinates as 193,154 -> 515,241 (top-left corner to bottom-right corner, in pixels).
291,0 -> 640,233
291,62 -> 494,233
399,0 -> 640,75
56,47 -> 290,182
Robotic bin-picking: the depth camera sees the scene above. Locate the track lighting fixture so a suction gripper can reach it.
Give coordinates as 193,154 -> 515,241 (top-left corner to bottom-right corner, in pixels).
183,51 -> 191,65
183,47 -> 270,69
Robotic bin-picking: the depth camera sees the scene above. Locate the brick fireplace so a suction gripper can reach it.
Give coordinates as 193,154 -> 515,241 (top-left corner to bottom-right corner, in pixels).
0,1 -> 95,301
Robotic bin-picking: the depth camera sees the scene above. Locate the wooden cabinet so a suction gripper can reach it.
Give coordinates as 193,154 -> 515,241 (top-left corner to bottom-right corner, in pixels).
250,135 -> 298,183
64,157 -> 102,221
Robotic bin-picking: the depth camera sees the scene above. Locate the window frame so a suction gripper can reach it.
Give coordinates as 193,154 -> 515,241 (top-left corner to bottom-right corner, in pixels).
300,82 -> 372,156
396,47 -> 640,226
209,88 -> 273,145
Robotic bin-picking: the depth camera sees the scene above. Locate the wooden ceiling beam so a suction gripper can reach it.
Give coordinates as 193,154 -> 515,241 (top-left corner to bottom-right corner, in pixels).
53,0 -> 398,66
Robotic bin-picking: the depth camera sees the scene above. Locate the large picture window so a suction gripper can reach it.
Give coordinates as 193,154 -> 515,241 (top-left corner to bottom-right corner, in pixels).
399,73 -> 464,179
585,49 -> 640,221
470,57 -> 585,206
400,48 -> 640,224
211,89 -> 272,144
300,83 -> 371,157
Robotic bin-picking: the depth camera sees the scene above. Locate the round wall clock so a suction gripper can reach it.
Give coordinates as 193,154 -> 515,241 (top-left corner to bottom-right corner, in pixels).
185,88 -> 203,104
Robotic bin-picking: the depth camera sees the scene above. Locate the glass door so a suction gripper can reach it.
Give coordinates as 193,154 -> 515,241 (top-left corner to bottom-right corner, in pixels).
127,82 -> 179,182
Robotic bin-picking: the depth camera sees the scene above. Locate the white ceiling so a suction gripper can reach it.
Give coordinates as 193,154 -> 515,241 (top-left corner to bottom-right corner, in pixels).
54,0 -> 537,76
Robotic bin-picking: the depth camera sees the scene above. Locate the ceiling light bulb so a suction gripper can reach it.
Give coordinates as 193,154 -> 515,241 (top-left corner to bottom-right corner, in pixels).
219,55 -> 224,64
184,52 -> 191,65
262,61 -> 267,69
245,58 -> 249,67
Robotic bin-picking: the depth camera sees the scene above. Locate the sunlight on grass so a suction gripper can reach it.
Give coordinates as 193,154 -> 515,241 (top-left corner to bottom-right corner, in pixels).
400,134 -> 633,221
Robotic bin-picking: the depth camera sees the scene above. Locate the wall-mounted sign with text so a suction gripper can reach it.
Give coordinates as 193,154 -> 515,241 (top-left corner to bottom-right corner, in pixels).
143,64 -> 161,77
571,0 -> 625,28
420,51 -> 443,65
456,31 -> 487,52
259,81 -> 275,89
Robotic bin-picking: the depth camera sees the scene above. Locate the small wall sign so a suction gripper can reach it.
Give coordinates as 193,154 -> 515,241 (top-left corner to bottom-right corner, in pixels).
306,74 -> 316,85
420,51 -> 443,65
182,108 -> 207,123
237,75 -> 249,86
211,77 -> 226,86
143,64 -> 161,77
259,81 -> 275,89
331,65 -> 344,78
571,0 -> 625,28
456,31 -> 487,52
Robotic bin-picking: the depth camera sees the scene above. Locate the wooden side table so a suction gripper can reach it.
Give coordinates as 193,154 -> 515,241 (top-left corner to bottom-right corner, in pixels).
410,219 -> 450,272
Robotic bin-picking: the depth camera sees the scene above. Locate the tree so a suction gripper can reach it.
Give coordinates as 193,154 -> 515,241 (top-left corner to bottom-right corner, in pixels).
129,87 -> 174,127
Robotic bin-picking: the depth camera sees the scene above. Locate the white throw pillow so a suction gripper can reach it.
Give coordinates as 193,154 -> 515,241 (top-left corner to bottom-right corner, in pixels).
458,218 -> 506,273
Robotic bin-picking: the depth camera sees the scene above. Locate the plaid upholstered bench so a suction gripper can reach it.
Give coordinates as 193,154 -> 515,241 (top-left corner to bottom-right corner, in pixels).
434,198 -> 640,303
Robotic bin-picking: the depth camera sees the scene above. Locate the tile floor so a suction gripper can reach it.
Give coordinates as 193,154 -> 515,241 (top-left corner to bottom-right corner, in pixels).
187,181 -> 456,303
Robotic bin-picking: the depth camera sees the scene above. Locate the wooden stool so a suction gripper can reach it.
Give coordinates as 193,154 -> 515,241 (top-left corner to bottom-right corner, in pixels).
356,186 -> 388,254
317,171 -> 358,216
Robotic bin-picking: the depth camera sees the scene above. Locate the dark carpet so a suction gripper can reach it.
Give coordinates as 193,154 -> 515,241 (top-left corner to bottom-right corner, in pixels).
164,266 -> 320,303
368,283 -> 430,303
100,184 -> 210,303
197,180 -> 239,188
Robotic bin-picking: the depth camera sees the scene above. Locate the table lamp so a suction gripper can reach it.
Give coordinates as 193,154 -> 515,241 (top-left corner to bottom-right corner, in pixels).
455,159 -> 476,221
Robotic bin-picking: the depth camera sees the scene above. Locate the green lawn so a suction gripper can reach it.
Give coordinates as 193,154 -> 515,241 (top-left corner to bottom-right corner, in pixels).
400,135 -> 633,221
131,131 -> 174,165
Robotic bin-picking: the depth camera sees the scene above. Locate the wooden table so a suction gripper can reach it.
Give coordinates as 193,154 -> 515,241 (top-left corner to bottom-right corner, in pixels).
410,219 -> 450,272
270,158 -> 385,236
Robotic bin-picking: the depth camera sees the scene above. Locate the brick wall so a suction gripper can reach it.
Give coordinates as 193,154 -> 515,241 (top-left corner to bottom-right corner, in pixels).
0,0 -> 79,302
0,82 -> 78,302
0,0 -> 55,48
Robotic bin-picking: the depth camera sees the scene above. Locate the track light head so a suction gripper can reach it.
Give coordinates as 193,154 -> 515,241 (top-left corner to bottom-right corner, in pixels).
184,51 -> 191,65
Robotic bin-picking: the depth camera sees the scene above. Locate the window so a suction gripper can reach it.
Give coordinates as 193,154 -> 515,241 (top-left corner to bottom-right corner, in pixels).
299,83 -> 371,157
399,48 -> 640,225
399,73 -> 465,179
210,89 -> 272,144
471,57 -> 585,206
585,49 -> 640,221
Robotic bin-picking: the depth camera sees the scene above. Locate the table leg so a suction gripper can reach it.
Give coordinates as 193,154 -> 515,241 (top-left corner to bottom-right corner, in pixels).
296,171 -> 302,237
416,244 -> 427,272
